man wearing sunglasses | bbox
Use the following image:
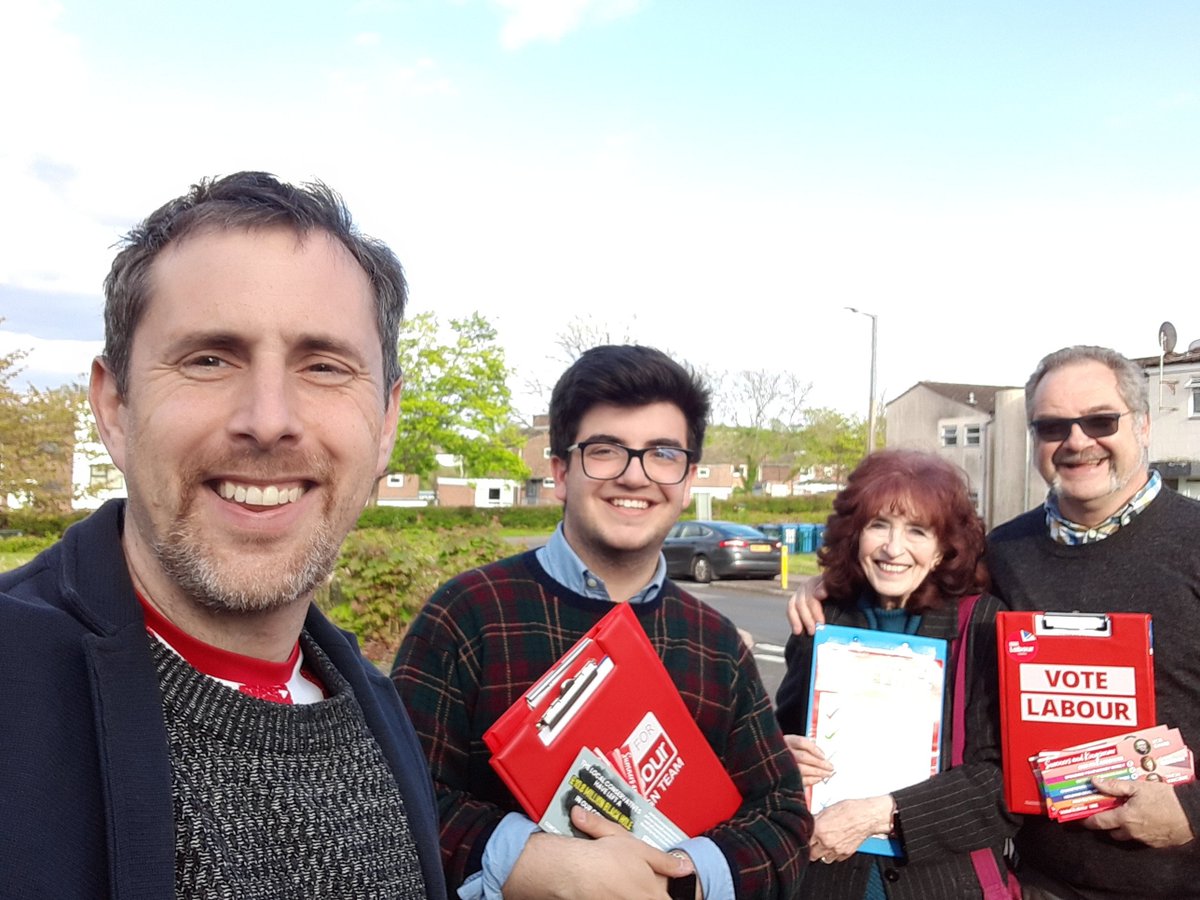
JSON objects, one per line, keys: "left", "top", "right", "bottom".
{"left": 393, "top": 345, "right": 811, "bottom": 900}
{"left": 790, "top": 344, "right": 1200, "bottom": 899}
{"left": 986, "top": 345, "right": 1200, "bottom": 900}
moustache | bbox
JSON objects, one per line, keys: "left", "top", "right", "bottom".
{"left": 183, "top": 449, "right": 334, "bottom": 485}
{"left": 1052, "top": 450, "right": 1109, "bottom": 466}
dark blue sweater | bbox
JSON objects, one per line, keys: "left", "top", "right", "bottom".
{"left": 988, "top": 487, "right": 1200, "bottom": 900}
{"left": 0, "top": 500, "right": 446, "bottom": 900}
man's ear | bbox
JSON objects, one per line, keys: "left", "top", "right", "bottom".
{"left": 678, "top": 463, "right": 697, "bottom": 509}
{"left": 376, "top": 378, "right": 403, "bottom": 476}
{"left": 1135, "top": 410, "right": 1151, "bottom": 452}
{"left": 551, "top": 454, "right": 569, "bottom": 503}
{"left": 89, "top": 357, "right": 129, "bottom": 473}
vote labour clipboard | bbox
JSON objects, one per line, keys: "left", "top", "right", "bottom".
{"left": 996, "top": 610, "right": 1156, "bottom": 815}
{"left": 483, "top": 601, "right": 742, "bottom": 837}
{"left": 806, "top": 625, "right": 948, "bottom": 857}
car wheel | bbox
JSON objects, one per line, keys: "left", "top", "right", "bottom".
{"left": 691, "top": 555, "right": 713, "bottom": 584}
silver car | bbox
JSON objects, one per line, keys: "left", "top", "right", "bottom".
{"left": 663, "top": 520, "right": 782, "bottom": 583}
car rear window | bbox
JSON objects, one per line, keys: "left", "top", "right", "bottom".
{"left": 721, "top": 524, "right": 767, "bottom": 538}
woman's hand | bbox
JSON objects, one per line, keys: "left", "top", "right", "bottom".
{"left": 807, "top": 795, "right": 896, "bottom": 863}
{"left": 782, "top": 734, "right": 835, "bottom": 788}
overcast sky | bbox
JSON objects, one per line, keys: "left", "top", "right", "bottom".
{"left": 3, "top": 0, "right": 1198, "bottom": 421}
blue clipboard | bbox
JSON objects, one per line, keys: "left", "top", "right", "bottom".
{"left": 806, "top": 624, "right": 948, "bottom": 857}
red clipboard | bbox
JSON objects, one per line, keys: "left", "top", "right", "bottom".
{"left": 484, "top": 602, "right": 742, "bottom": 837}
{"left": 996, "top": 610, "right": 1156, "bottom": 814}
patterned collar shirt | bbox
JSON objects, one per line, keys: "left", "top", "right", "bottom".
{"left": 1045, "top": 469, "right": 1162, "bottom": 545}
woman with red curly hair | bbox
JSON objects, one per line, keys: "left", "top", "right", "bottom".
{"left": 775, "top": 450, "right": 1019, "bottom": 899}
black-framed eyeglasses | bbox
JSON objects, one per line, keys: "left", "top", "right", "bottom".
{"left": 566, "top": 441, "right": 696, "bottom": 485}
{"left": 1029, "top": 411, "right": 1131, "bottom": 443}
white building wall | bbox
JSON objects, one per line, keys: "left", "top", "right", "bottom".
{"left": 1143, "top": 359, "right": 1200, "bottom": 498}
{"left": 72, "top": 442, "right": 126, "bottom": 510}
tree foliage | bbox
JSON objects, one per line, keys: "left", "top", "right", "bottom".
{"left": 0, "top": 342, "right": 88, "bottom": 512}
{"left": 551, "top": 314, "right": 641, "bottom": 363}
{"left": 522, "top": 314, "right": 644, "bottom": 409}
{"left": 712, "top": 369, "right": 813, "bottom": 486}
{"left": 390, "top": 312, "right": 528, "bottom": 481}
{"left": 794, "top": 407, "right": 870, "bottom": 487}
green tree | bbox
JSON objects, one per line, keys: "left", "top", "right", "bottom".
{"left": 0, "top": 341, "right": 88, "bottom": 512}
{"left": 390, "top": 312, "right": 528, "bottom": 481}
{"left": 713, "top": 369, "right": 812, "bottom": 487}
{"left": 796, "top": 407, "right": 872, "bottom": 487}
{"left": 0, "top": 345, "right": 28, "bottom": 491}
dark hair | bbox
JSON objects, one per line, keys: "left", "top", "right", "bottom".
{"left": 819, "top": 449, "right": 989, "bottom": 613}
{"left": 548, "top": 345, "right": 710, "bottom": 460}
{"left": 102, "top": 171, "right": 407, "bottom": 400}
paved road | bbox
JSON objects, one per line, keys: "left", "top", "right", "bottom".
{"left": 682, "top": 579, "right": 796, "bottom": 706}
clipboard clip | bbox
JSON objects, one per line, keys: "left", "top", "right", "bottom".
{"left": 526, "top": 638, "right": 595, "bottom": 709}
{"left": 535, "top": 655, "right": 615, "bottom": 745}
{"left": 1035, "top": 611, "right": 1112, "bottom": 637}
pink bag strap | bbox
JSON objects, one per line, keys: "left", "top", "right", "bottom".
{"left": 951, "top": 595, "right": 1017, "bottom": 900}
{"left": 951, "top": 594, "right": 980, "bottom": 766}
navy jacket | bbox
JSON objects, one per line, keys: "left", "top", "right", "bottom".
{"left": 0, "top": 500, "right": 446, "bottom": 899}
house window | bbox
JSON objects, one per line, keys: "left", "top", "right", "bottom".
{"left": 697, "top": 466, "right": 710, "bottom": 479}
{"left": 487, "top": 487, "right": 501, "bottom": 501}
{"left": 89, "top": 463, "right": 124, "bottom": 491}
{"left": 543, "top": 447, "right": 553, "bottom": 458}
{"left": 386, "top": 473, "right": 405, "bottom": 487}
{"left": 964, "top": 424, "right": 982, "bottom": 446}
{"left": 940, "top": 425, "right": 958, "bottom": 447}
{"left": 1189, "top": 380, "right": 1200, "bottom": 418}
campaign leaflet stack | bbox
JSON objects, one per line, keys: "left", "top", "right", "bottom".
{"left": 537, "top": 748, "right": 689, "bottom": 850}
{"left": 1031, "top": 725, "right": 1194, "bottom": 822}
{"left": 484, "top": 602, "right": 742, "bottom": 839}
{"left": 996, "top": 611, "right": 1156, "bottom": 815}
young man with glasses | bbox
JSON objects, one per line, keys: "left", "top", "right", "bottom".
{"left": 393, "top": 345, "right": 811, "bottom": 900}
{"left": 790, "top": 345, "right": 1200, "bottom": 899}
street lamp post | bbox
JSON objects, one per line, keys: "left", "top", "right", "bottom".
{"left": 845, "top": 307, "right": 878, "bottom": 455}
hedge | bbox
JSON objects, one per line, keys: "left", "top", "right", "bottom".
{"left": 316, "top": 523, "right": 511, "bottom": 663}
{"left": 356, "top": 504, "right": 563, "bottom": 532}
{"left": 0, "top": 508, "right": 91, "bottom": 537}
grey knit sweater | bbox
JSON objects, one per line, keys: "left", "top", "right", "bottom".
{"left": 152, "top": 636, "right": 427, "bottom": 899}
{"left": 987, "top": 487, "right": 1200, "bottom": 900}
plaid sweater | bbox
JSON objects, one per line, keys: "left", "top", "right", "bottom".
{"left": 392, "top": 550, "right": 812, "bottom": 898}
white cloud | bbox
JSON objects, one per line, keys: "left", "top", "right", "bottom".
{"left": 493, "top": 0, "right": 645, "bottom": 49}
{"left": 1156, "top": 91, "right": 1197, "bottom": 111}
{"left": 0, "top": 329, "right": 99, "bottom": 389}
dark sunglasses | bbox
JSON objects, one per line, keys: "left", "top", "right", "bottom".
{"left": 1029, "top": 411, "right": 1131, "bottom": 442}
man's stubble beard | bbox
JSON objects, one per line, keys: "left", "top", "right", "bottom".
{"left": 562, "top": 503, "right": 674, "bottom": 576}
{"left": 152, "top": 465, "right": 345, "bottom": 615}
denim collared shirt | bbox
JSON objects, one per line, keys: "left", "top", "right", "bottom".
{"left": 457, "top": 524, "right": 735, "bottom": 900}
{"left": 535, "top": 522, "right": 667, "bottom": 604}
{"left": 1045, "top": 469, "right": 1162, "bottom": 545}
